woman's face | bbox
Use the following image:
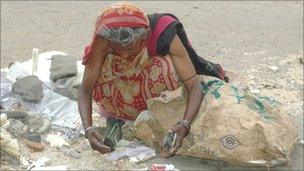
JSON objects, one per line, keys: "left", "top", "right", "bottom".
{"left": 108, "top": 35, "right": 147, "bottom": 59}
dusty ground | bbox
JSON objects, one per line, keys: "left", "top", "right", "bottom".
{"left": 1, "top": 1, "right": 303, "bottom": 171}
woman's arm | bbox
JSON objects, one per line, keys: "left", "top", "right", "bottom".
{"left": 170, "top": 35, "right": 203, "bottom": 124}
{"left": 161, "top": 35, "right": 203, "bottom": 157}
{"left": 78, "top": 36, "right": 111, "bottom": 153}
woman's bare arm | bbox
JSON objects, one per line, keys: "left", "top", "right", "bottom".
{"left": 161, "top": 35, "right": 203, "bottom": 158}
{"left": 78, "top": 36, "right": 109, "bottom": 130}
{"left": 169, "top": 35, "right": 203, "bottom": 124}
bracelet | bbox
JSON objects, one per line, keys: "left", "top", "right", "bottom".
{"left": 84, "top": 126, "right": 93, "bottom": 136}
{"left": 176, "top": 120, "right": 191, "bottom": 132}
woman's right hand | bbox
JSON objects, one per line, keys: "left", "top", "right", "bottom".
{"left": 85, "top": 128, "right": 112, "bottom": 154}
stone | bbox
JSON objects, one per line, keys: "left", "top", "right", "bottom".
{"left": 1, "top": 110, "right": 28, "bottom": 119}
{"left": 26, "top": 134, "right": 41, "bottom": 143}
{"left": 25, "top": 140, "right": 44, "bottom": 152}
{"left": 267, "top": 65, "right": 279, "bottom": 73}
{"left": 193, "top": 5, "right": 199, "bottom": 9}
{"left": 67, "top": 149, "right": 81, "bottom": 159}
{"left": 12, "top": 76, "right": 43, "bottom": 103}
{"left": 49, "top": 55, "right": 77, "bottom": 82}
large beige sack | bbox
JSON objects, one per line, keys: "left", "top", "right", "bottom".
{"left": 134, "top": 76, "right": 298, "bottom": 167}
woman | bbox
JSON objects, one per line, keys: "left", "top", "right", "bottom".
{"left": 78, "top": 2, "right": 226, "bottom": 158}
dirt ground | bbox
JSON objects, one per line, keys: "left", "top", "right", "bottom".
{"left": 1, "top": 1, "right": 303, "bottom": 171}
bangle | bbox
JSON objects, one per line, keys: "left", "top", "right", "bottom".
{"left": 176, "top": 120, "right": 191, "bottom": 132}
{"left": 85, "top": 126, "right": 93, "bottom": 136}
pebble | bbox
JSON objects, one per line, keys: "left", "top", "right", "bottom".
{"left": 25, "top": 140, "right": 45, "bottom": 152}
{"left": 67, "top": 149, "right": 81, "bottom": 159}
{"left": 26, "top": 134, "right": 41, "bottom": 143}
{"left": 267, "top": 65, "right": 279, "bottom": 72}
{"left": 193, "top": 5, "right": 199, "bottom": 9}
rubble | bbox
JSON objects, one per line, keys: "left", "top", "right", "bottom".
{"left": 8, "top": 118, "right": 28, "bottom": 138}
{"left": 26, "top": 157, "right": 50, "bottom": 170}
{"left": 25, "top": 140, "right": 45, "bottom": 152}
{"left": 12, "top": 76, "right": 44, "bottom": 103}
{"left": 1, "top": 110, "right": 28, "bottom": 119}
{"left": 49, "top": 55, "right": 77, "bottom": 82}
{"left": 26, "top": 113, "right": 51, "bottom": 134}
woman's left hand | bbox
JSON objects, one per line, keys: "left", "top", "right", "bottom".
{"left": 160, "top": 123, "right": 189, "bottom": 158}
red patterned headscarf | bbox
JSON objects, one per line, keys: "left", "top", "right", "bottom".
{"left": 82, "top": 2, "right": 150, "bottom": 64}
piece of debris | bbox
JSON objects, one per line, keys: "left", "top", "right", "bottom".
{"left": 26, "top": 157, "right": 50, "bottom": 170}
{"left": 0, "top": 113, "right": 8, "bottom": 126}
{"left": 151, "top": 164, "right": 179, "bottom": 171}
{"left": 31, "top": 165, "right": 69, "bottom": 171}
{"left": 66, "top": 149, "right": 81, "bottom": 159}
{"left": 45, "top": 134, "right": 69, "bottom": 148}
{"left": 49, "top": 55, "right": 77, "bottom": 82}
{"left": 0, "top": 110, "right": 28, "bottom": 119}
{"left": 298, "top": 140, "right": 304, "bottom": 147}
{"left": 106, "top": 144, "right": 156, "bottom": 163}
{"left": 299, "top": 57, "right": 303, "bottom": 64}
{"left": 12, "top": 75, "right": 44, "bottom": 103}
{"left": 26, "top": 134, "right": 41, "bottom": 143}
{"left": 8, "top": 118, "right": 28, "bottom": 138}
{"left": 193, "top": 5, "right": 199, "bottom": 9}
{"left": 25, "top": 140, "right": 45, "bottom": 152}
{"left": 250, "top": 89, "right": 261, "bottom": 94}
{"left": 267, "top": 65, "right": 279, "bottom": 73}
{"left": 0, "top": 127, "right": 29, "bottom": 167}
{"left": 26, "top": 113, "right": 50, "bottom": 134}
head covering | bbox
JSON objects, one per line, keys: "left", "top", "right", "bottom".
{"left": 82, "top": 2, "right": 149, "bottom": 64}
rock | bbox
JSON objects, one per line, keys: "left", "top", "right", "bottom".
{"left": 12, "top": 76, "right": 44, "bottom": 103}
{"left": 0, "top": 110, "right": 28, "bottom": 119}
{"left": 299, "top": 57, "right": 303, "bottom": 64}
{"left": 45, "top": 134, "right": 69, "bottom": 148}
{"left": 25, "top": 140, "right": 45, "bottom": 152}
{"left": 81, "top": 140, "right": 91, "bottom": 151}
{"left": 26, "top": 134, "right": 41, "bottom": 143}
{"left": 67, "top": 149, "right": 81, "bottom": 159}
{"left": 49, "top": 55, "right": 77, "bottom": 82}
{"left": 267, "top": 65, "right": 279, "bottom": 73}
{"left": 193, "top": 5, "right": 199, "bottom": 9}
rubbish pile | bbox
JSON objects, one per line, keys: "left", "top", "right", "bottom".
{"left": 0, "top": 50, "right": 84, "bottom": 169}
{"left": 0, "top": 50, "right": 160, "bottom": 170}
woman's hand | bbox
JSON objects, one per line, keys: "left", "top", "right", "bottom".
{"left": 160, "top": 123, "right": 189, "bottom": 158}
{"left": 85, "top": 128, "right": 112, "bottom": 154}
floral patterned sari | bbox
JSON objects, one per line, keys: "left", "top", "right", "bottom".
{"left": 93, "top": 47, "right": 180, "bottom": 120}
